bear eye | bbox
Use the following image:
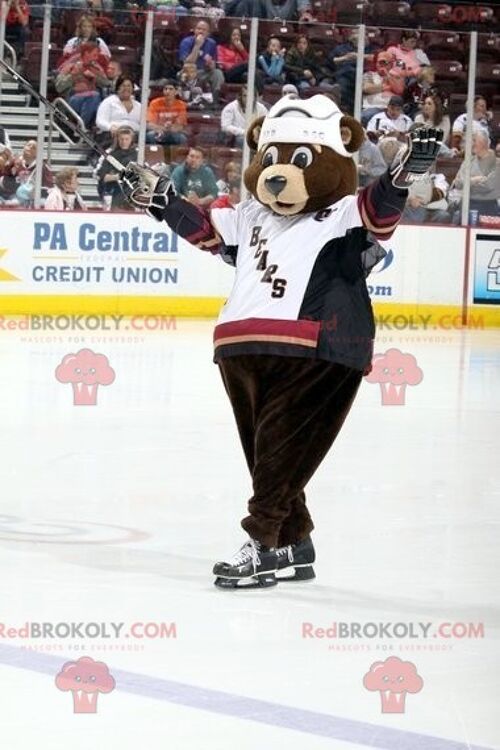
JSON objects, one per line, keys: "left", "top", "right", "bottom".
{"left": 262, "top": 146, "right": 279, "bottom": 168}
{"left": 290, "top": 147, "right": 313, "bottom": 169}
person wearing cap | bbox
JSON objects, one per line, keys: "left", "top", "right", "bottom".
{"left": 96, "top": 127, "right": 138, "bottom": 211}
{"left": 146, "top": 80, "right": 189, "bottom": 146}
{"left": 281, "top": 83, "right": 299, "bottom": 99}
{"left": 386, "top": 30, "right": 430, "bottom": 77}
{"left": 366, "top": 96, "right": 413, "bottom": 142}
{"left": 221, "top": 86, "right": 268, "bottom": 148}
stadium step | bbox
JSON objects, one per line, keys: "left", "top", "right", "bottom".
{"left": 0, "top": 76, "right": 102, "bottom": 205}
{"left": 49, "top": 151, "right": 91, "bottom": 165}
{"left": 0, "top": 93, "right": 31, "bottom": 106}
{"left": 0, "top": 106, "right": 40, "bottom": 115}
{"left": 0, "top": 81, "right": 20, "bottom": 92}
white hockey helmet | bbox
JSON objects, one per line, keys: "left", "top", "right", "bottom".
{"left": 256, "top": 94, "right": 354, "bottom": 158}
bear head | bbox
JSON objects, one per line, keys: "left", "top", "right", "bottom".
{"left": 244, "top": 94, "right": 364, "bottom": 216}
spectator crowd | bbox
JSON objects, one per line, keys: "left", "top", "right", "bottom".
{"left": 0, "top": 0, "right": 499, "bottom": 222}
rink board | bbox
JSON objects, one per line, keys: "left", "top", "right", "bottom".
{"left": 0, "top": 210, "right": 499, "bottom": 325}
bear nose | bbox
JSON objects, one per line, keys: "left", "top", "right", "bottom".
{"left": 265, "top": 175, "right": 287, "bottom": 196}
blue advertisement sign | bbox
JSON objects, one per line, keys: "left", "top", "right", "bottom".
{"left": 473, "top": 233, "right": 500, "bottom": 304}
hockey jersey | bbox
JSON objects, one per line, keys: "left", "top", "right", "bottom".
{"left": 162, "top": 170, "right": 406, "bottom": 371}
{"left": 210, "top": 175, "right": 403, "bottom": 371}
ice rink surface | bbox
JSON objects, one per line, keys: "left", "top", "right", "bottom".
{"left": 0, "top": 319, "right": 499, "bottom": 750}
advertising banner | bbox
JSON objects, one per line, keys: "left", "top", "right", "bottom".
{"left": 0, "top": 211, "right": 468, "bottom": 316}
{"left": 373, "top": 225, "right": 466, "bottom": 305}
{"left": 0, "top": 210, "right": 233, "bottom": 302}
{"left": 472, "top": 232, "right": 500, "bottom": 305}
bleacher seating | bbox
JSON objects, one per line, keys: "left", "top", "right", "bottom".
{"left": 412, "top": 3, "right": 453, "bottom": 26}
{"left": 435, "top": 157, "right": 462, "bottom": 184}
{"left": 371, "top": 2, "right": 411, "bottom": 25}
{"left": 1, "top": 3, "right": 500, "bottom": 212}
{"left": 333, "top": 0, "right": 371, "bottom": 25}
{"left": 422, "top": 32, "right": 465, "bottom": 64}
{"left": 475, "top": 62, "right": 500, "bottom": 85}
{"left": 432, "top": 60, "right": 466, "bottom": 88}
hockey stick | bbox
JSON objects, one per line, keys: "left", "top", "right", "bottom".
{"left": 0, "top": 56, "right": 125, "bottom": 173}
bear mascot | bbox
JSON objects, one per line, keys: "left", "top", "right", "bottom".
{"left": 120, "top": 94, "right": 442, "bottom": 589}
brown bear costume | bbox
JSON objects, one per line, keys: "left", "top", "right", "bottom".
{"left": 121, "top": 94, "right": 442, "bottom": 589}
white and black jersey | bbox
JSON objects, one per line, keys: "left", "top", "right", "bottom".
{"left": 210, "top": 170, "right": 405, "bottom": 372}
{"left": 163, "top": 170, "right": 407, "bottom": 371}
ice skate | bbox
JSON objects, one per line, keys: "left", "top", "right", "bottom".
{"left": 213, "top": 538, "right": 278, "bottom": 589}
{"left": 275, "top": 536, "right": 316, "bottom": 582}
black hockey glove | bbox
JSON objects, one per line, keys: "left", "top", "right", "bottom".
{"left": 119, "top": 162, "right": 176, "bottom": 221}
{"left": 390, "top": 127, "right": 444, "bottom": 189}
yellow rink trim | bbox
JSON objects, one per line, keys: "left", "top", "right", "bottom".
{"left": 0, "top": 297, "right": 499, "bottom": 327}
{"left": 372, "top": 302, "right": 500, "bottom": 328}
{"left": 0, "top": 296, "right": 228, "bottom": 317}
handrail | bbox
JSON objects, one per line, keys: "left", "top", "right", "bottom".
{"left": 51, "top": 97, "right": 86, "bottom": 145}
{"left": 1, "top": 40, "right": 17, "bottom": 71}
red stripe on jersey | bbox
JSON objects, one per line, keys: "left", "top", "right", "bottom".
{"left": 214, "top": 318, "right": 320, "bottom": 349}
{"left": 358, "top": 189, "right": 400, "bottom": 228}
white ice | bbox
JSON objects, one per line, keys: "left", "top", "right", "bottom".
{"left": 0, "top": 321, "right": 499, "bottom": 750}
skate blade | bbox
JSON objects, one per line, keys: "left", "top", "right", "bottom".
{"left": 214, "top": 572, "right": 277, "bottom": 590}
{"left": 276, "top": 564, "right": 315, "bottom": 582}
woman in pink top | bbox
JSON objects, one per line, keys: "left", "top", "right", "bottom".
{"left": 386, "top": 30, "right": 430, "bottom": 77}
{"left": 217, "top": 27, "right": 250, "bottom": 83}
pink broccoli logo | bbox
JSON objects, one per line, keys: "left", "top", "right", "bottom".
{"left": 55, "top": 656, "right": 115, "bottom": 713}
{"left": 55, "top": 348, "right": 115, "bottom": 405}
{"left": 363, "top": 656, "right": 423, "bottom": 713}
{"left": 364, "top": 348, "right": 423, "bottom": 405}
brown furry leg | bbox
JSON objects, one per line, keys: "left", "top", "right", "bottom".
{"left": 277, "top": 492, "right": 314, "bottom": 548}
{"left": 219, "top": 355, "right": 362, "bottom": 548}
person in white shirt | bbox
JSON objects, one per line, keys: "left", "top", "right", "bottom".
{"left": 366, "top": 96, "right": 413, "bottom": 142}
{"left": 44, "top": 167, "right": 86, "bottom": 211}
{"left": 96, "top": 75, "right": 142, "bottom": 149}
{"left": 451, "top": 95, "right": 491, "bottom": 151}
{"left": 220, "top": 86, "right": 267, "bottom": 147}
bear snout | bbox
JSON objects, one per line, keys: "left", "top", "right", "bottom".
{"left": 264, "top": 175, "right": 287, "bottom": 196}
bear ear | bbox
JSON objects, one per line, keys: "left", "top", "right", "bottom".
{"left": 246, "top": 116, "right": 266, "bottom": 151}
{"left": 339, "top": 116, "right": 365, "bottom": 153}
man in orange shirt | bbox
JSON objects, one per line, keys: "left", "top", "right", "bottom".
{"left": 146, "top": 80, "right": 189, "bottom": 146}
